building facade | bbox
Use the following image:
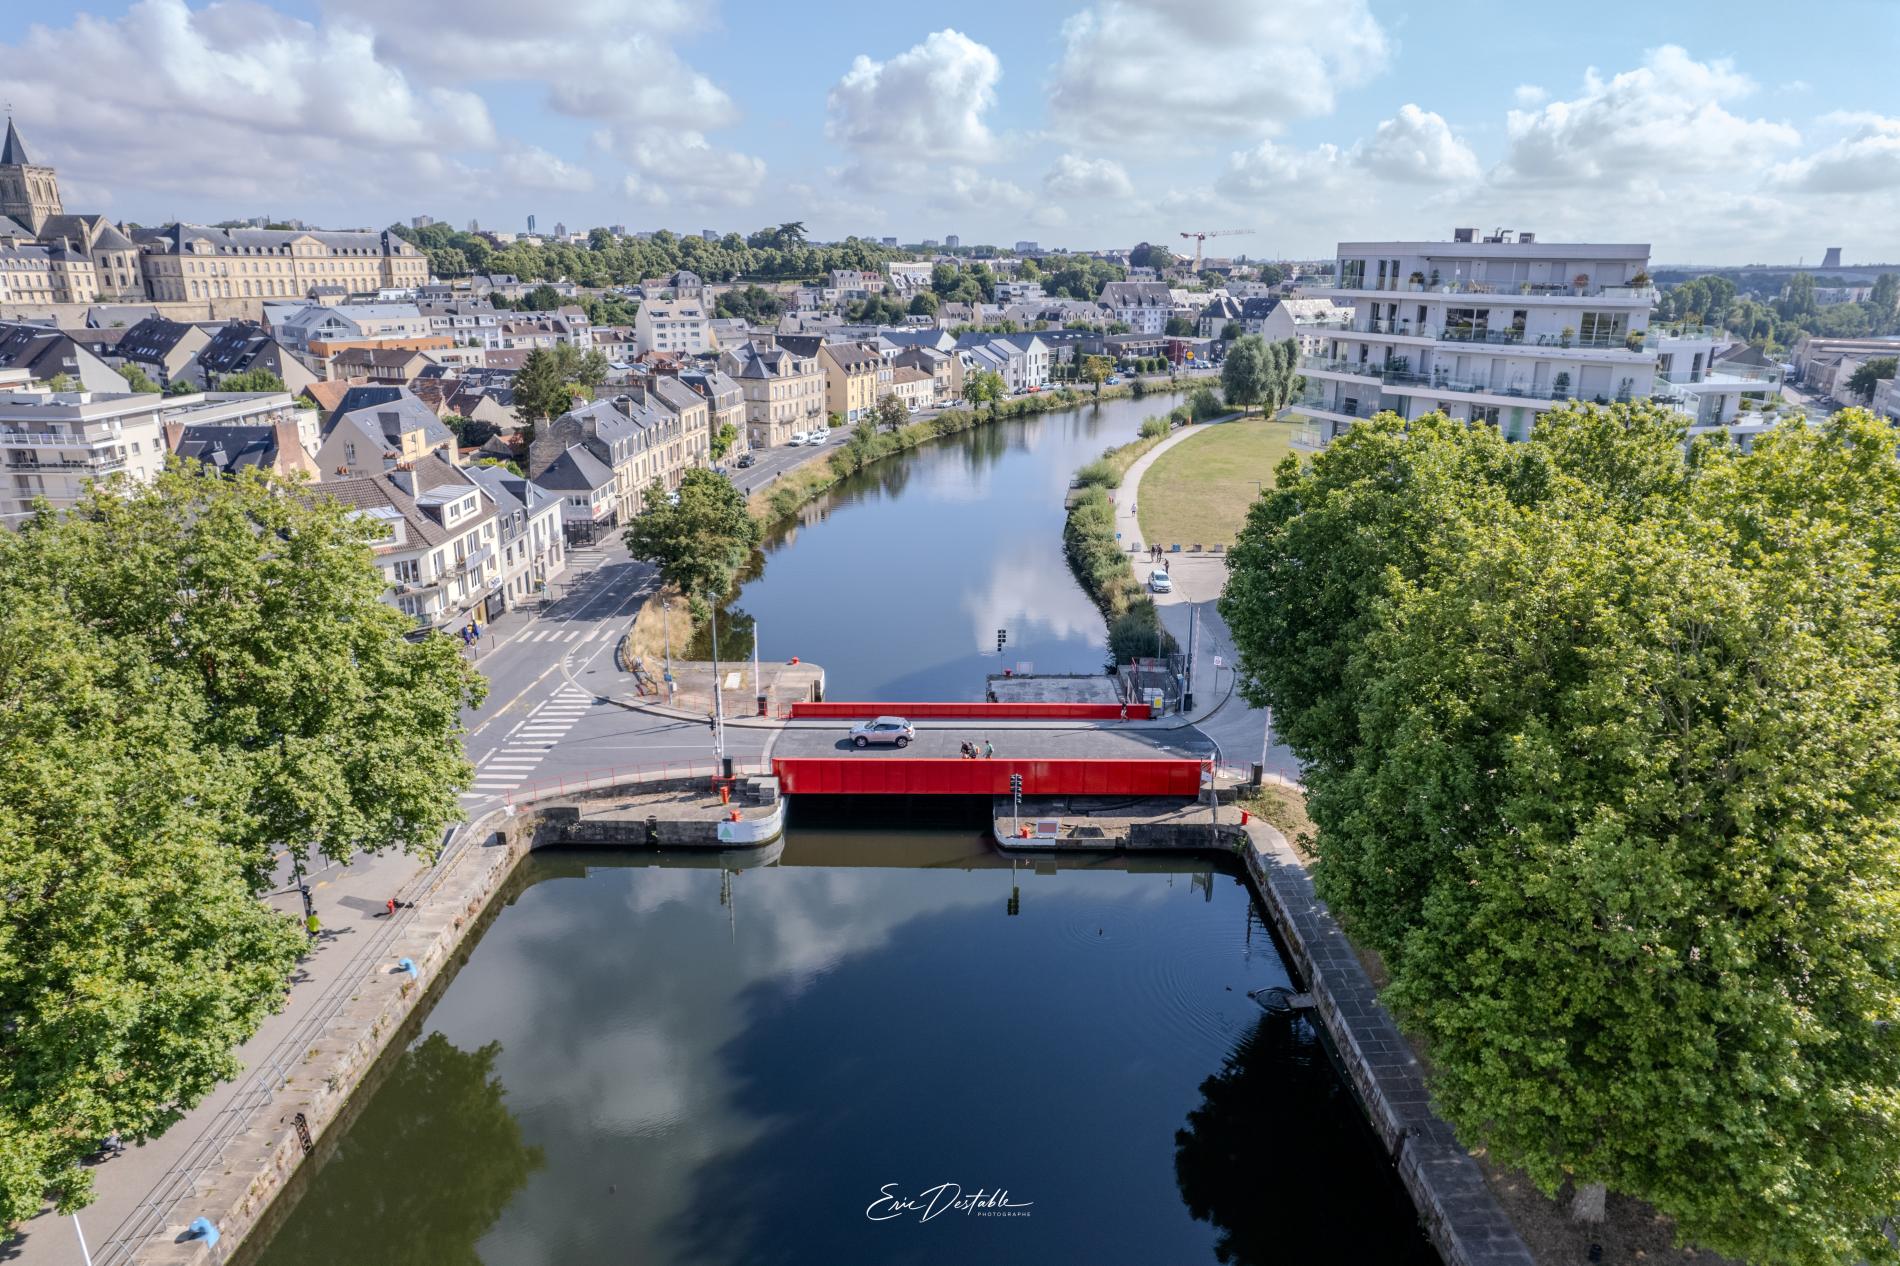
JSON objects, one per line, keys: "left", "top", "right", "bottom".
{"left": 1290, "top": 232, "right": 1723, "bottom": 445}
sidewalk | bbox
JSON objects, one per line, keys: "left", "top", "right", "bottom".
{"left": 7, "top": 845, "right": 437, "bottom": 1266}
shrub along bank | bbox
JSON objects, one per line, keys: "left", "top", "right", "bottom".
{"left": 1063, "top": 415, "right": 1203, "bottom": 663}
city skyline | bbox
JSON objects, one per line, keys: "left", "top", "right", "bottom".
{"left": 0, "top": 0, "right": 1895, "bottom": 262}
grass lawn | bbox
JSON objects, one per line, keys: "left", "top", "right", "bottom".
{"left": 1136, "top": 418, "right": 1299, "bottom": 549}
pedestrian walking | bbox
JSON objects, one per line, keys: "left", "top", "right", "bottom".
{"left": 1120, "top": 701, "right": 1129, "bottom": 722}
{"left": 983, "top": 739, "right": 994, "bottom": 759}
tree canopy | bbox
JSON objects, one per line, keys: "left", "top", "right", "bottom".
{"left": 215, "top": 367, "right": 287, "bottom": 394}
{"left": 0, "top": 463, "right": 482, "bottom": 1227}
{"left": 1848, "top": 355, "right": 1897, "bottom": 400}
{"left": 1220, "top": 404, "right": 1900, "bottom": 1266}
{"left": 621, "top": 466, "right": 761, "bottom": 604}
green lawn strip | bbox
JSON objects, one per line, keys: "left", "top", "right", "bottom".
{"left": 1137, "top": 420, "right": 1298, "bottom": 549}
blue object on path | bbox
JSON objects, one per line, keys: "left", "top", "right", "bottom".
{"left": 397, "top": 957, "right": 419, "bottom": 980}
{"left": 187, "top": 1218, "right": 219, "bottom": 1245}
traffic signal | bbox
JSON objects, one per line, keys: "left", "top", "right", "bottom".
{"left": 1010, "top": 773, "right": 1023, "bottom": 797}
{"left": 996, "top": 627, "right": 1007, "bottom": 652}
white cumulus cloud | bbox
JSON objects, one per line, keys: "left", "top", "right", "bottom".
{"left": 1043, "top": 154, "right": 1135, "bottom": 200}
{"left": 1048, "top": 0, "right": 1388, "bottom": 143}
{"left": 1355, "top": 104, "right": 1480, "bottom": 184}
{"left": 826, "top": 29, "right": 1002, "bottom": 165}
{"left": 499, "top": 145, "right": 595, "bottom": 193}
{"left": 1498, "top": 45, "right": 1799, "bottom": 187}
{"left": 1772, "top": 113, "right": 1900, "bottom": 192}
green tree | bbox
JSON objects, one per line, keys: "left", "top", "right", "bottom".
{"left": 164, "top": 378, "right": 196, "bottom": 396}
{"left": 908, "top": 290, "right": 939, "bottom": 317}
{"left": 710, "top": 422, "right": 737, "bottom": 461}
{"left": 215, "top": 367, "right": 288, "bottom": 394}
{"left": 444, "top": 413, "right": 498, "bottom": 448}
{"left": 44, "top": 373, "right": 74, "bottom": 392}
{"left": 1221, "top": 404, "right": 1900, "bottom": 1266}
{"left": 116, "top": 363, "right": 159, "bottom": 393}
{"left": 1081, "top": 355, "right": 1113, "bottom": 396}
{"left": 1847, "top": 355, "right": 1897, "bottom": 400}
{"left": 621, "top": 466, "right": 762, "bottom": 603}
{"left": 1220, "top": 334, "right": 1270, "bottom": 413}
{"left": 519, "top": 283, "right": 563, "bottom": 311}
{"left": 1870, "top": 272, "right": 1899, "bottom": 332}
{"left": 872, "top": 394, "right": 909, "bottom": 432}
{"left": 512, "top": 347, "right": 576, "bottom": 444}
{"left": 961, "top": 369, "right": 1006, "bottom": 412}
{"left": 0, "top": 589, "right": 307, "bottom": 1225}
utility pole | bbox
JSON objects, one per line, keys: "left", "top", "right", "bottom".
{"left": 72, "top": 1215, "right": 93, "bottom": 1266}
{"left": 1183, "top": 603, "right": 1198, "bottom": 712}
{"left": 707, "top": 597, "right": 728, "bottom": 776}
{"left": 752, "top": 617, "right": 761, "bottom": 704}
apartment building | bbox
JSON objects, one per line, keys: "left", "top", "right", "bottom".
{"left": 527, "top": 394, "right": 696, "bottom": 525}
{"left": 725, "top": 342, "right": 824, "bottom": 448}
{"left": 680, "top": 367, "right": 746, "bottom": 456}
{"left": 633, "top": 298, "right": 710, "bottom": 356}
{"left": 0, "top": 384, "right": 298, "bottom": 523}
{"left": 320, "top": 454, "right": 502, "bottom": 627}
{"left": 467, "top": 464, "right": 566, "bottom": 610}
{"left": 1098, "top": 281, "right": 1173, "bottom": 334}
{"left": 819, "top": 341, "right": 884, "bottom": 423}
{"left": 1290, "top": 231, "right": 1728, "bottom": 444}
{"left": 315, "top": 387, "right": 457, "bottom": 478}
{"left": 137, "top": 224, "right": 427, "bottom": 303}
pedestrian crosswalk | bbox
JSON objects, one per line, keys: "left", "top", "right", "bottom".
{"left": 462, "top": 686, "right": 597, "bottom": 801}
{"left": 513, "top": 625, "right": 610, "bottom": 645}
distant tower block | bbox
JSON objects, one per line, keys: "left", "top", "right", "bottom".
{"left": 1821, "top": 247, "right": 1843, "bottom": 269}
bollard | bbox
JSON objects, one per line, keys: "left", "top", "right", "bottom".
{"left": 1240, "top": 809, "right": 1250, "bottom": 825}
{"left": 728, "top": 809, "right": 741, "bottom": 823}
{"left": 719, "top": 783, "right": 731, "bottom": 806}
{"left": 756, "top": 694, "right": 768, "bottom": 717}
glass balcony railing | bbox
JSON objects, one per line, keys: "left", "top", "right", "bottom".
{"left": 1299, "top": 356, "right": 1382, "bottom": 377}
{"left": 1289, "top": 391, "right": 1386, "bottom": 420}
{"left": 1381, "top": 370, "right": 1639, "bottom": 404}
{"left": 1301, "top": 277, "right": 1659, "bottom": 301}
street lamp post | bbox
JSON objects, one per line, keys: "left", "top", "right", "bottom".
{"left": 661, "top": 598, "right": 673, "bottom": 699}
{"left": 707, "top": 596, "right": 729, "bottom": 776}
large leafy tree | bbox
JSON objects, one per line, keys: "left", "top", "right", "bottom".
{"left": 215, "top": 368, "right": 288, "bottom": 393}
{"left": 0, "top": 592, "right": 307, "bottom": 1225}
{"left": 622, "top": 466, "right": 762, "bottom": 604}
{"left": 1848, "top": 355, "right": 1896, "bottom": 400}
{"left": 5, "top": 463, "right": 484, "bottom": 886}
{"left": 1220, "top": 404, "right": 1900, "bottom": 1266}
{"left": 961, "top": 369, "right": 1005, "bottom": 412}
{"left": 1220, "top": 334, "right": 1270, "bottom": 414}
{"left": 0, "top": 463, "right": 481, "bottom": 1228}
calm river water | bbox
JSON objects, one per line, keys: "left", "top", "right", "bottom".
{"left": 693, "top": 393, "right": 1176, "bottom": 700}
{"left": 243, "top": 835, "right": 1437, "bottom": 1266}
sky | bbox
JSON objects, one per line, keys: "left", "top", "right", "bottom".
{"left": 4, "top": 0, "right": 1898, "bottom": 264}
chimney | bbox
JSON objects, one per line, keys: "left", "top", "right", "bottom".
{"left": 388, "top": 468, "right": 417, "bottom": 498}
{"left": 273, "top": 416, "right": 313, "bottom": 476}
{"left": 1452, "top": 227, "right": 1476, "bottom": 243}
{"left": 1517, "top": 231, "right": 1535, "bottom": 244}
{"left": 163, "top": 420, "right": 185, "bottom": 452}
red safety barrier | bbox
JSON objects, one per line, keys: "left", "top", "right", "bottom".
{"left": 771, "top": 757, "right": 1202, "bottom": 797}
{"left": 787, "top": 701, "right": 1153, "bottom": 721}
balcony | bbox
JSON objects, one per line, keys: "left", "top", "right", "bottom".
{"left": 1382, "top": 369, "right": 1640, "bottom": 405}
{"left": 1302, "top": 277, "right": 1659, "bottom": 302}
{"left": 1290, "top": 391, "right": 1386, "bottom": 420}
{"left": 0, "top": 430, "right": 111, "bottom": 448}
{"left": 1299, "top": 355, "right": 1382, "bottom": 378}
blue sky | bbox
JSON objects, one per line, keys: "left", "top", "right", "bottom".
{"left": 6, "top": 0, "right": 1897, "bottom": 263}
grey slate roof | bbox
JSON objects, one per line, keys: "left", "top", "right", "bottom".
{"left": 318, "top": 454, "right": 490, "bottom": 549}
{"left": 171, "top": 424, "right": 286, "bottom": 474}
{"left": 331, "top": 387, "right": 453, "bottom": 449}
{"left": 2, "top": 117, "right": 33, "bottom": 166}
{"left": 118, "top": 316, "right": 200, "bottom": 362}
{"left": 194, "top": 321, "right": 280, "bottom": 378}
{"left": 532, "top": 444, "right": 615, "bottom": 492}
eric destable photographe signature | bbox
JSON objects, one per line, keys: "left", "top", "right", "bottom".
{"left": 866, "top": 1183, "right": 1035, "bottom": 1222}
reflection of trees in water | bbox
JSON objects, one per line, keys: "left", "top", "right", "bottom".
{"left": 685, "top": 604, "right": 756, "bottom": 663}
{"left": 1174, "top": 1015, "right": 1440, "bottom": 1266}
{"left": 252, "top": 1034, "right": 543, "bottom": 1266}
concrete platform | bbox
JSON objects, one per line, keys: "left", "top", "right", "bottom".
{"left": 985, "top": 673, "right": 1123, "bottom": 705}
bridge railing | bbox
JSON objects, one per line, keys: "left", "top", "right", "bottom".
{"left": 787, "top": 701, "right": 1153, "bottom": 721}
{"left": 772, "top": 756, "right": 1203, "bottom": 797}
{"left": 502, "top": 759, "right": 766, "bottom": 808}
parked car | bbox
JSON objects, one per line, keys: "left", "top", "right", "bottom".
{"left": 1105, "top": 375, "right": 1121, "bottom": 385}
{"left": 735, "top": 452, "right": 756, "bottom": 468}
{"left": 849, "top": 716, "right": 915, "bottom": 748}
{"left": 788, "top": 431, "right": 810, "bottom": 446}
{"left": 1149, "top": 568, "right": 1172, "bottom": 593}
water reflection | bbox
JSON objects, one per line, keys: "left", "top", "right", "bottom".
{"left": 1174, "top": 1014, "right": 1439, "bottom": 1265}
{"left": 246, "top": 1035, "right": 543, "bottom": 1266}
{"left": 246, "top": 835, "right": 1437, "bottom": 1266}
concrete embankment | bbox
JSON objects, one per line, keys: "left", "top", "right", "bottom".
{"left": 135, "top": 776, "right": 781, "bottom": 1264}
{"left": 994, "top": 800, "right": 1536, "bottom": 1266}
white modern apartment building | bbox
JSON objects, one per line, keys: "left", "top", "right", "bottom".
{"left": 633, "top": 299, "right": 710, "bottom": 356}
{"left": 1289, "top": 231, "right": 1760, "bottom": 445}
{"left": 0, "top": 380, "right": 300, "bottom": 523}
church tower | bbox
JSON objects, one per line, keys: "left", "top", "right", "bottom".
{"left": 0, "top": 116, "right": 63, "bottom": 234}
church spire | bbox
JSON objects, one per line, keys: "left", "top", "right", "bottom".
{"left": 1, "top": 115, "right": 31, "bottom": 167}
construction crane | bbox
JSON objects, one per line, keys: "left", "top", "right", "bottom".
{"left": 1178, "top": 229, "right": 1252, "bottom": 272}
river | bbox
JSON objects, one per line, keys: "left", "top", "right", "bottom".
{"left": 242, "top": 837, "right": 1437, "bottom": 1266}
{"left": 692, "top": 393, "right": 1175, "bottom": 699}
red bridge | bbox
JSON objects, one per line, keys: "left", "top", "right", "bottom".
{"left": 769, "top": 701, "right": 1207, "bottom": 797}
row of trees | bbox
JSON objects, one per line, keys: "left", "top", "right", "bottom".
{"left": 0, "top": 466, "right": 482, "bottom": 1227}
{"left": 1219, "top": 403, "right": 1900, "bottom": 1266}
{"left": 388, "top": 221, "right": 912, "bottom": 288}
{"left": 1656, "top": 270, "right": 1900, "bottom": 352}
{"left": 1218, "top": 335, "right": 1300, "bottom": 415}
